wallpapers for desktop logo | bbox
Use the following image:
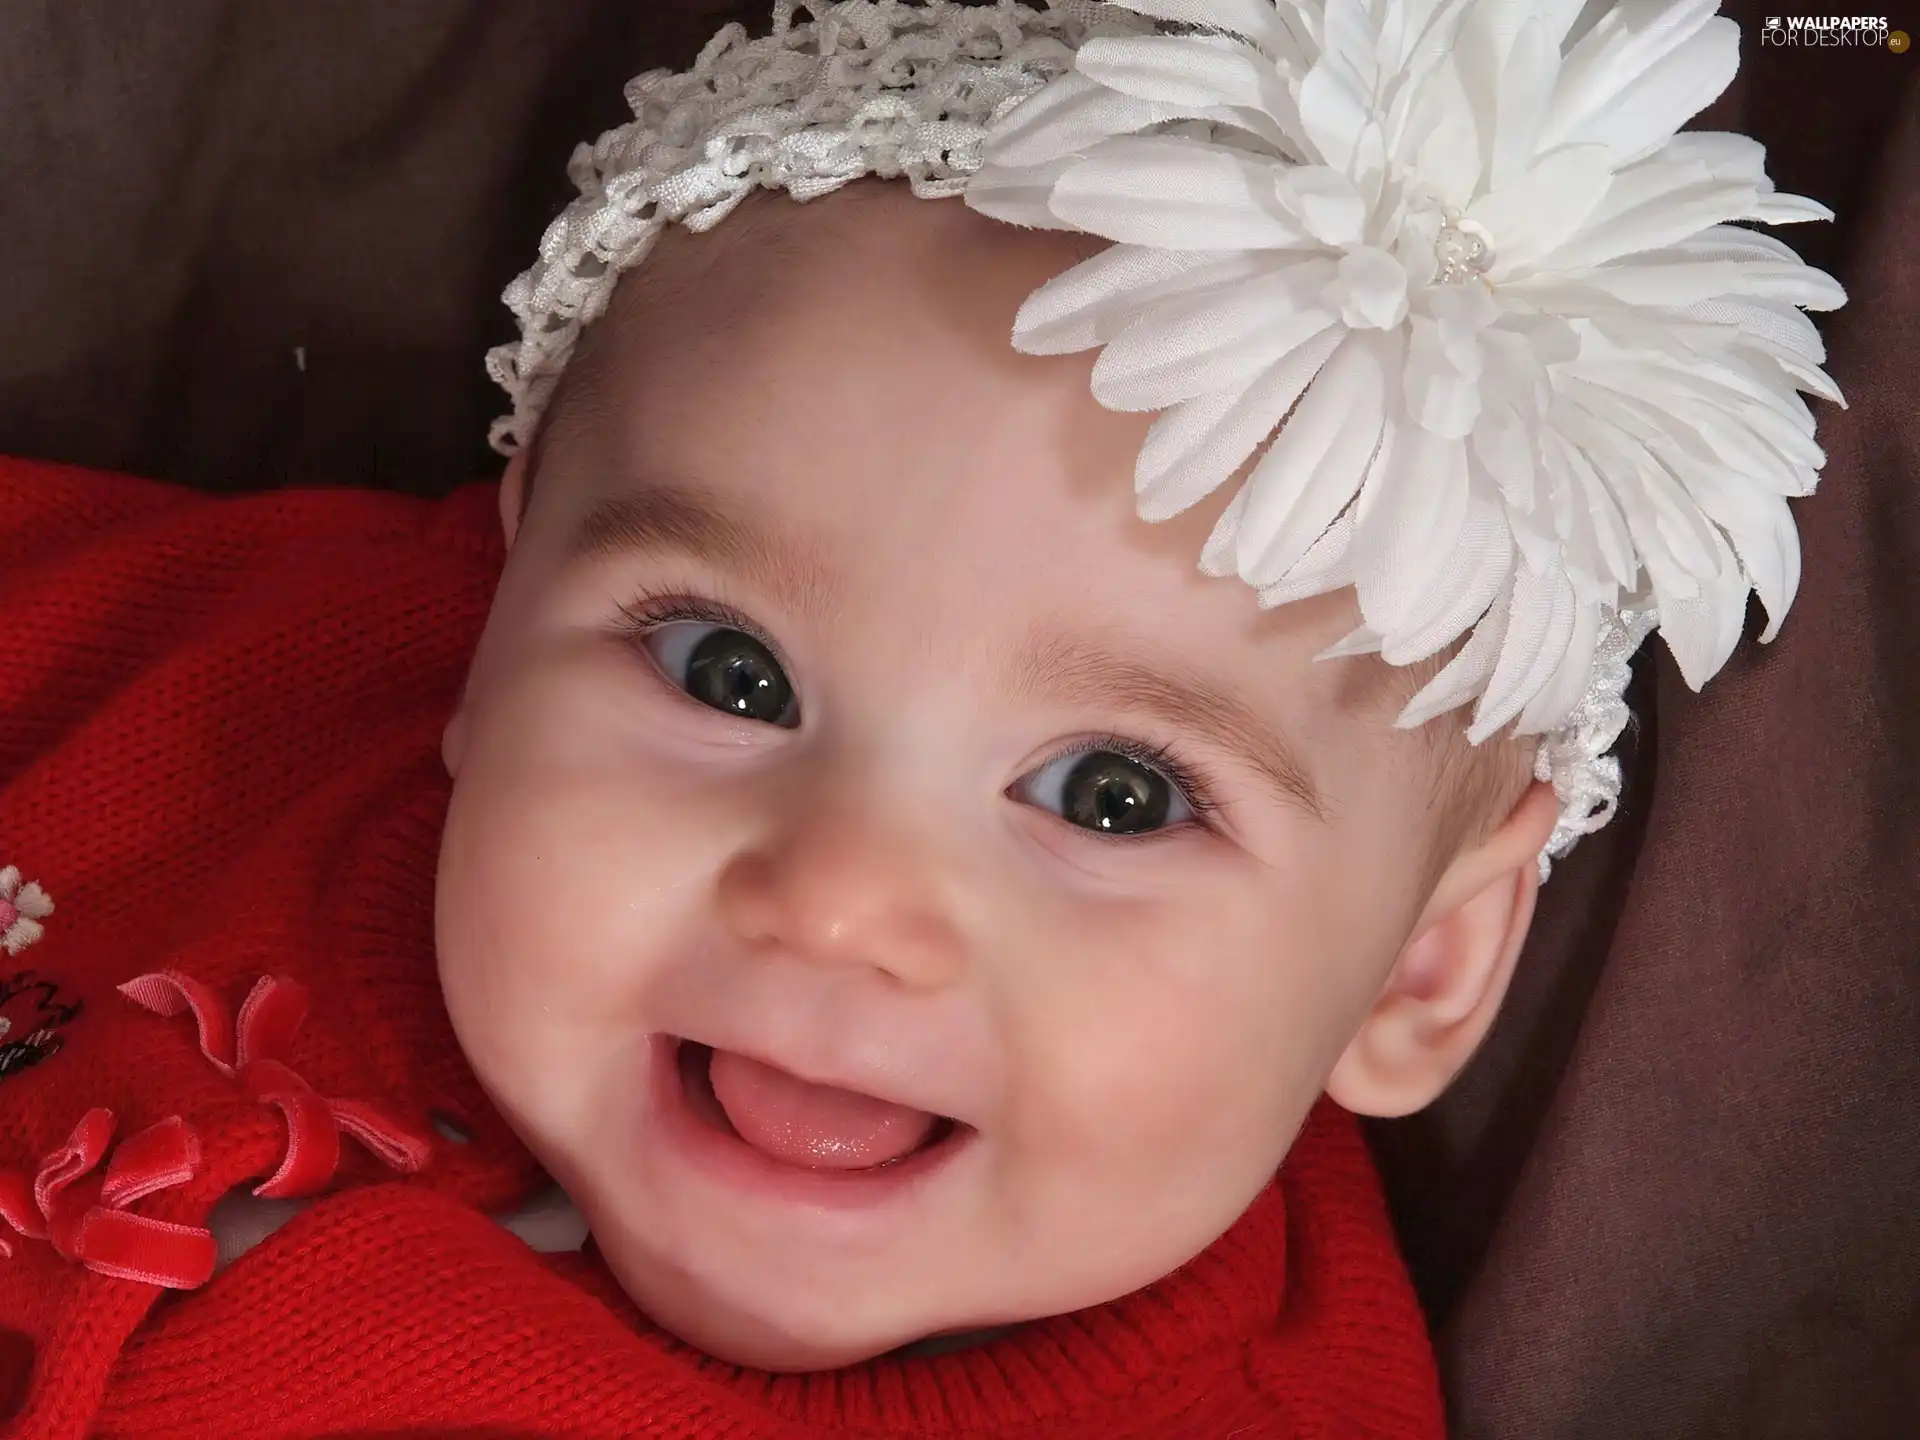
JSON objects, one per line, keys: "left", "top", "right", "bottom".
{"left": 1762, "top": 13, "right": 1907, "bottom": 47}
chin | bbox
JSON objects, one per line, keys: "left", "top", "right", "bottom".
{"left": 604, "top": 1245, "right": 929, "bottom": 1372}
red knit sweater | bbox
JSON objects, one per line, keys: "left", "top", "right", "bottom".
{"left": 0, "top": 456, "right": 1445, "bottom": 1440}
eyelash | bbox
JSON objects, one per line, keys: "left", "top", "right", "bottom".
{"left": 613, "top": 587, "right": 782, "bottom": 659}
{"left": 612, "top": 588, "right": 1223, "bottom": 832}
{"left": 1049, "top": 732, "right": 1221, "bottom": 830}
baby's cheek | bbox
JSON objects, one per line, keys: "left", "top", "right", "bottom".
{"left": 436, "top": 744, "right": 727, "bottom": 1127}
{"left": 1013, "top": 907, "right": 1317, "bottom": 1200}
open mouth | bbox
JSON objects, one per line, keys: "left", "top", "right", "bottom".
{"left": 674, "top": 1039, "right": 960, "bottom": 1173}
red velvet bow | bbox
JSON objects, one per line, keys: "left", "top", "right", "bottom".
{"left": 0, "top": 1108, "right": 216, "bottom": 1289}
{"left": 118, "top": 971, "right": 431, "bottom": 1200}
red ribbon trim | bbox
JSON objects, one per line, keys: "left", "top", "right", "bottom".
{"left": 119, "top": 971, "right": 431, "bottom": 1200}
{"left": 0, "top": 1109, "right": 215, "bottom": 1289}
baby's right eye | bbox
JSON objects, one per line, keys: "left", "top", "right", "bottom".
{"left": 642, "top": 621, "right": 800, "bottom": 729}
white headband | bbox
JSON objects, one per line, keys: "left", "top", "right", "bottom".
{"left": 487, "top": 0, "right": 1845, "bottom": 875}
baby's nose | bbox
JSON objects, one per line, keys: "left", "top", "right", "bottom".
{"left": 713, "top": 813, "right": 966, "bottom": 991}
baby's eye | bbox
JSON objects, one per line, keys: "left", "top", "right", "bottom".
{"left": 643, "top": 622, "right": 799, "bottom": 729}
{"left": 1017, "top": 748, "right": 1195, "bottom": 837}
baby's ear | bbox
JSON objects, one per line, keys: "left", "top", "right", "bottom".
{"left": 1325, "top": 780, "right": 1559, "bottom": 1119}
{"left": 499, "top": 451, "right": 530, "bottom": 548}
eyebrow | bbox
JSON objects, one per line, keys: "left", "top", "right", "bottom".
{"left": 1006, "top": 632, "right": 1326, "bottom": 821}
{"left": 565, "top": 484, "right": 835, "bottom": 621}
{"left": 568, "top": 484, "right": 1323, "bottom": 819}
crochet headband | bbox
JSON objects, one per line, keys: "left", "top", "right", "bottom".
{"left": 487, "top": 0, "right": 1846, "bottom": 874}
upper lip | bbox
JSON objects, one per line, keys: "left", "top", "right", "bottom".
{"left": 670, "top": 1032, "right": 962, "bottom": 1125}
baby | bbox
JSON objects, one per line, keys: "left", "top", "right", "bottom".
{"left": 0, "top": 1, "right": 1841, "bottom": 1436}
{"left": 440, "top": 176, "right": 1552, "bottom": 1373}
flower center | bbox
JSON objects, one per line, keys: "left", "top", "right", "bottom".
{"left": 1434, "top": 218, "right": 1494, "bottom": 283}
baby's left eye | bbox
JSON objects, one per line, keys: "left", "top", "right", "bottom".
{"left": 1016, "top": 748, "right": 1194, "bottom": 837}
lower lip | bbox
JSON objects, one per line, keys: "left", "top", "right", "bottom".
{"left": 643, "top": 1036, "right": 974, "bottom": 1211}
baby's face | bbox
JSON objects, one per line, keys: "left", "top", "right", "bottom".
{"left": 438, "top": 186, "right": 1498, "bottom": 1370}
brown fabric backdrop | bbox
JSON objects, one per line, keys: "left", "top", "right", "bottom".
{"left": 1, "top": 3, "right": 1914, "bottom": 1435}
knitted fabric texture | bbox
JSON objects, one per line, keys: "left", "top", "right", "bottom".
{"left": 0, "top": 457, "right": 1441, "bottom": 1439}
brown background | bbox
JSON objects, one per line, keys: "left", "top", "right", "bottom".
{"left": 0, "top": 3, "right": 1913, "bottom": 1435}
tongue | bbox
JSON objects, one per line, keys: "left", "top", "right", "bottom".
{"left": 707, "top": 1048, "right": 935, "bottom": 1170}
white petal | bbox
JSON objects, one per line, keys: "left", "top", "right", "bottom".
{"left": 1544, "top": 1, "right": 1730, "bottom": 161}
{"left": 1600, "top": 362, "right": 1822, "bottom": 468}
{"left": 1652, "top": 521, "right": 1746, "bottom": 688}
{"left": 1685, "top": 472, "right": 1800, "bottom": 640}
{"left": 1297, "top": 45, "right": 1373, "bottom": 169}
{"left": 1509, "top": 494, "right": 1565, "bottom": 577}
{"left": 1199, "top": 484, "right": 1251, "bottom": 576}
{"left": 1406, "top": 0, "right": 1481, "bottom": 81}
{"left": 1076, "top": 35, "right": 1304, "bottom": 151}
{"left": 1326, "top": 246, "right": 1412, "bottom": 330}
{"left": 1275, "top": 166, "right": 1370, "bottom": 247}
{"left": 1681, "top": 295, "right": 1827, "bottom": 364}
{"left": 1671, "top": 222, "right": 1808, "bottom": 264}
{"left": 1690, "top": 412, "right": 1814, "bottom": 498}
{"left": 1317, "top": 622, "right": 1385, "bottom": 659}
{"left": 1109, "top": 0, "right": 1300, "bottom": 60}
{"left": 1380, "top": 488, "right": 1516, "bottom": 664}
{"left": 1695, "top": 349, "right": 1825, "bottom": 438}
{"left": 1769, "top": 354, "right": 1845, "bottom": 408}
{"left": 1555, "top": 404, "right": 1719, "bottom": 583}
{"left": 1519, "top": 260, "right": 1846, "bottom": 312}
{"left": 1137, "top": 320, "right": 1345, "bottom": 519}
{"left": 1408, "top": 53, "right": 1482, "bottom": 210}
{"left": 1516, "top": 595, "right": 1603, "bottom": 733}
{"left": 1489, "top": 15, "right": 1559, "bottom": 195}
{"left": 1317, "top": 0, "right": 1383, "bottom": 105}
{"left": 1471, "top": 402, "right": 1537, "bottom": 510}
{"left": 1012, "top": 246, "right": 1264, "bottom": 355}
{"left": 1105, "top": 301, "right": 1344, "bottom": 414}
{"left": 1577, "top": 18, "right": 1740, "bottom": 168}
{"left": 965, "top": 158, "right": 1086, "bottom": 231}
{"left": 1541, "top": 0, "right": 1601, "bottom": 49}
{"left": 984, "top": 71, "right": 1164, "bottom": 168}
{"left": 1465, "top": 144, "right": 1613, "bottom": 272}
{"left": 1548, "top": 427, "right": 1637, "bottom": 590}
{"left": 1237, "top": 331, "right": 1391, "bottom": 585}
{"left": 1049, "top": 136, "right": 1315, "bottom": 249}
{"left": 1351, "top": 423, "right": 1471, "bottom": 636}
{"left": 1544, "top": 161, "right": 1757, "bottom": 271}
{"left": 1096, "top": 280, "right": 1339, "bottom": 411}
{"left": 1748, "top": 192, "right": 1834, "bottom": 225}
{"left": 1257, "top": 510, "right": 1356, "bottom": 607}
{"left": 1659, "top": 130, "right": 1768, "bottom": 181}
{"left": 1404, "top": 303, "right": 1490, "bottom": 437}
{"left": 1398, "top": 582, "right": 1513, "bottom": 727}
{"left": 1471, "top": 561, "right": 1578, "bottom": 741}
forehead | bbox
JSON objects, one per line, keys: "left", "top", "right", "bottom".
{"left": 537, "top": 183, "right": 1370, "bottom": 721}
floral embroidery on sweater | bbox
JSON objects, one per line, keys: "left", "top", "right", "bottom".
{"left": 0, "top": 970, "right": 81, "bottom": 1081}
{"left": 0, "top": 865, "right": 53, "bottom": 955}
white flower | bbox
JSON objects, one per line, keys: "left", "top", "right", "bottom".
{"left": 968, "top": 0, "right": 1845, "bottom": 740}
{"left": 0, "top": 864, "right": 54, "bottom": 956}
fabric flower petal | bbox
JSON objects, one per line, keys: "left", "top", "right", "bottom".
{"left": 1048, "top": 135, "right": 1319, "bottom": 249}
{"left": 1075, "top": 34, "right": 1306, "bottom": 151}
{"left": 1350, "top": 422, "right": 1472, "bottom": 637}
{"left": 1093, "top": 263, "right": 1338, "bottom": 410}
{"left": 1236, "top": 330, "right": 1391, "bottom": 586}
{"left": 1109, "top": 0, "right": 1303, "bottom": 61}
{"left": 1011, "top": 246, "right": 1275, "bottom": 355}
{"left": 1136, "top": 320, "right": 1344, "bottom": 520}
